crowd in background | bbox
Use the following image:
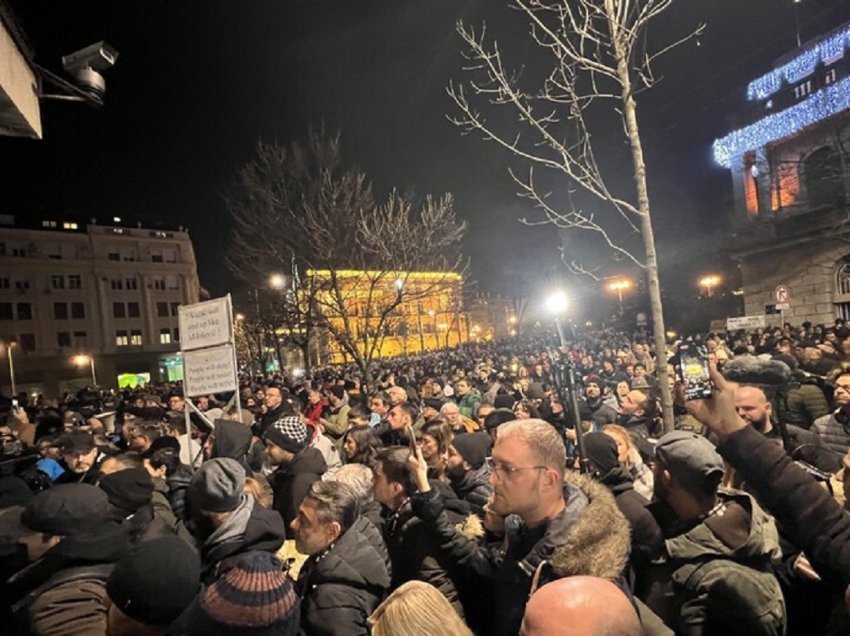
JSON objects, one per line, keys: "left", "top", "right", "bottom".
{"left": 2, "top": 319, "right": 850, "bottom": 634}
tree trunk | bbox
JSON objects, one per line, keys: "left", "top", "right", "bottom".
{"left": 608, "top": 4, "right": 674, "bottom": 432}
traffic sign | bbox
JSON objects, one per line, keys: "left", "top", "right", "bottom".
{"left": 774, "top": 285, "right": 790, "bottom": 304}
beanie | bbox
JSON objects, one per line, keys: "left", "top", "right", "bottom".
{"left": 22, "top": 483, "right": 111, "bottom": 535}
{"left": 451, "top": 432, "right": 491, "bottom": 470}
{"left": 107, "top": 536, "right": 201, "bottom": 626}
{"left": 189, "top": 458, "right": 246, "bottom": 513}
{"left": 98, "top": 468, "right": 155, "bottom": 513}
{"left": 264, "top": 416, "right": 309, "bottom": 455}
{"left": 582, "top": 432, "right": 621, "bottom": 478}
{"left": 191, "top": 551, "right": 299, "bottom": 635}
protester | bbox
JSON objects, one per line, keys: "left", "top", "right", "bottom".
{"left": 368, "top": 581, "right": 473, "bottom": 636}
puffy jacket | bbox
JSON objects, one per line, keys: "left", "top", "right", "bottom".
{"left": 296, "top": 516, "right": 390, "bottom": 636}
{"left": 457, "top": 390, "right": 482, "bottom": 420}
{"left": 785, "top": 383, "right": 830, "bottom": 428}
{"left": 451, "top": 463, "right": 493, "bottom": 518}
{"left": 812, "top": 411, "right": 850, "bottom": 458}
{"left": 638, "top": 490, "right": 786, "bottom": 636}
{"left": 270, "top": 447, "right": 327, "bottom": 529}
{"left": 166, "top": 465, "right": 193, "bottom": 523}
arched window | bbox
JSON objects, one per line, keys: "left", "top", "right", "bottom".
{"left": 834, "top": 262, "right": 850, "bottom": 321}
{"left": 803, "top": 146, "right": 845, "bottom": 209}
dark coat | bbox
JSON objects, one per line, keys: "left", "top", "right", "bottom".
{"left": 601, "top": 467, "right": 663, "bottom": 562}
{"left": 271, "top": 447, "right": 327, "bottom": 530}
{"left": 166, "top": 465, "right": 193, "bottom": 523}
{"left": 296, "top": 516, "right": 390, "bottom": 636}
{"left": 451, "top": 464, "right": 493, "bottom": 518}
{"left": 411, "top": 479, "right": 589, "bottom": 636}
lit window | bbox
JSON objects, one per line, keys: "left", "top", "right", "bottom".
{"left": 825, "top": 68, "right": 837, "bottom": 86}
{"left": 130, "top": 329, "right": 143, "bottom": 346}
{"left": 159, "top": 329, "right": 172, "bottom": 344}
{"left": 42, "top": 220, "right": 57, "bottom": 228}
{"left": 794, "top": 80, "right": 812, "bottom": 100}
{"left": 116, "top": 330, "right": 129, "bottom": 346}
{"left": 62, "top": 222, "right": 78, "bottom": 230}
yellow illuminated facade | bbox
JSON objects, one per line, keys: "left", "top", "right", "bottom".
{"left": 306, "top": 270, "right": 466, "bottom": 362}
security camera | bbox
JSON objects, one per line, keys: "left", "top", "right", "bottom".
{"left": 62, "top": 42, "right": 119, "bottom": 101}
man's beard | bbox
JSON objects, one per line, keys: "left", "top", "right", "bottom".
{"left": 749, "top": 416, "right": 769, "bottom": 433}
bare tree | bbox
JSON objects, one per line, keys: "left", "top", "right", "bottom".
{"left": 448, "top": 0, "right": 702, "bottom": 431}
{"left": 226, "top": 131, "right": 466, "bottom": 387}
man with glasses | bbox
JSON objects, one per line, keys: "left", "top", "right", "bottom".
{"left": 813, "top": 371, "right": 850, "bottom": 461}
{"left": 408, "top": 419, "right": 589, "bottom": 636}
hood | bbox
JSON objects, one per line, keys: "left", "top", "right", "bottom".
{"left": 307, "top": 515, "right": 390, "bottom": 590}
{"left": 600, "top": 466, "right": 635, "bottom": 494}
{"left": 212, "top": 419, "right": 253, "bottom": 461}
{"left": 664, "top": 489, "right": 782, "bottom": 563}
{"left": 453, "top": 463, "right": 491, "bottom": 495}
{"left": 284, "top": 446, "right": 327, "bottom": 476}
{"left": 549, "top": 473, "right": 631, "bottom": 582}
{"left": 167, "top": 465, "right": 194, "bottom": 490}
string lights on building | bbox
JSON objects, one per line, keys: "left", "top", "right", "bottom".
{"left": 712, "top": 75, "right": 850, "bottom": 168}
{"left": 746, "top": 25, "right": 850, "bottom": 101}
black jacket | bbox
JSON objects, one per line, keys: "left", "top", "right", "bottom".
{"left": 271, "top": 447, "right": 327, "bottom": 530}
{"left": 451, "top": 464, "right": 493, "bottom": 518}
{"left": 296, "top": 516, "right": 391, "bottom": 636}
{"left": 600, "top": 466, "right": 662, "bottom": 563}
{"left": 166, "top": 465, "right": 193, "bottom": 523}
{"left": 412, "top": 481, "right": 589, "bottom": 636}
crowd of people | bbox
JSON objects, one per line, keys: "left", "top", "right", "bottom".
{"left": 2, "top": 319, "right": 850, "bottom": 634}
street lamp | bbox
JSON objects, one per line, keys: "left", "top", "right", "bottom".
{"left": 72, "top": 354, "right": 97, "bottom": 386}
{"left": 269, "top": 273, "right": 286, "bottom": 291}
{"left": 699, "top": 275, "right": 721, "bottom": 298}
{"left": 1, "top": 340, "right": 16, "bottom": 397}
{"left": 544, "top": 291, "right": 569, "bottom": 344}
{"left": 606, "top": 278, "right": 633, "bottom": 313}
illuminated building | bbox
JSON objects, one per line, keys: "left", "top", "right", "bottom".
{"left": 713, "top": 21, "right": 850, "bottom": 324}
{"left": 306, "top": 269, "right": 466, "bottom": 363}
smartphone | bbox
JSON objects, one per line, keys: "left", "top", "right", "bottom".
{"left": 677, "top": 343, "right": 712, "bottom": 400}
{"left": 11, "top": 398, "right": 18, "bottom": 412}
{"left": 405, "top": 425, "right": 418, "bottom": 454}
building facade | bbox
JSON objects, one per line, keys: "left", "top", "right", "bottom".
{"left": 713, "top": 22, "right": 850, "bottom": 325}
{"left": 0, "top": 217, "right": 200, "bottom": 397}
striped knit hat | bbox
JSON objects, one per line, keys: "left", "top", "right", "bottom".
{"left": 193, "top": 551, "right": 299, "bottom": 635}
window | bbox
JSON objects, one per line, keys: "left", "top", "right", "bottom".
{"left": 156, "top": 301, "right": 169, "bottom": 317}
{"left": 62, "top": 222, "right": 78, "bottom": 230}
{"left": 794, "top": 80, "right": 813, "bottom": 100}
{"left": 151, "top": 250, "right": 163, "bottom": 263}
{"left": 165, "top": 275, "right": 179, "bottom": 290}
{"left": 54, "top": 302, "right": 69, "bottom": 320}
{"left": 125, "top": 278, "right": 138, "bottom": 290}
{"left": 57, "top": 332, "right": 71, "bottom": 348}
{"left": 71, "top": 302, "right": 85, "bottom": 319}
{"left": 121, "top": 248, "right": 137, "bottom": 262}
{"left": 51, "top": 275, "right": 64, "bottom": 290}
{"left": 108, "top": 252, "right": 120, "bottom": 261}
{"left": 163, "top": 248, "right": 178, "bottom": 263}
{"left": 68, "top": 275, "right": 82, "bottom": 289}
{"left": 0, "top": 278, "right": 7, "bottom": 289}
{"left": 152, "top": 277, "right": 166, "bottom": 291}
{"left": 113, "top": 302, "right": 126, "bottom": 319}
{"left": 115, "top": 330, "right": 129, "bottom": 346}
{"left": 19, "top": 333, "right": 35, "bottom": 353}
{"left": 130, "top": 329, "right": 143, "bottom": 346}
{"left": 11, "top": 247, "right": 26, "bottom": 257}
{"left": 17, "top": 303, "right": 32, "bottom": 320}
{"left": 110, "top": 278, "right": 123, "bottom": 290}
{"left": 170, "top": 302, "right": 180, "bottom": 317}
{"left": 159, "top": 328, "right": 172, "bottom": 344}
{"left": 0, "top": 303, "right": 12, "bottom": 320}
{"left": 127, "top": 302, "right": 140, "bottom": 318}
{"left": 14, "top": 279, "right": 29, "bottom": 291}
{"left": 825, "top": 68, "right": 837, "bottom": 86}
{"left": 804, "top": 146, "right": 845, "bottom": 209}
{"left": 73, "top": 331, "right": 88, "bottom": 346}
{"left": 173, "top": 327, "right": 180, "bottom": 342}
{"left": 42, "top": 220, "right": 57, "bottom": 228}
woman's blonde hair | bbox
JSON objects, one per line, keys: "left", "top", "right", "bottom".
{"left": 368, "top": 581, "right": 472, "bottom": 636}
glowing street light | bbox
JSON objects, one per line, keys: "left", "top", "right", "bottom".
{"left": 606, "top": 278, "right": 633, "bottom": 313}
{"left": 699, "top": 275, "right": 721, "bottom": 298}
{"left": 235, "top": 313, "right": 245, "bottom": 322}
{"left": 545, "top": 290, "right": 569, "bottom": 346}
{"left": 72, "top": 354, "right": 97, "bottom": 386}
{"left": 269, "top": 273, "right": 286, "bottom": 290}
{"left": 508, "top": 315, "right": 517, "bottom": 325}
{"left": 1, "top": 340, "right": 16, "bottom": 396}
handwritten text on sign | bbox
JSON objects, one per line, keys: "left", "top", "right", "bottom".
{"left": 183, "top": 344, "right": 238, "bottom": 397}
{"left": 178, "top": 297, "right": 231, "bottom": 351}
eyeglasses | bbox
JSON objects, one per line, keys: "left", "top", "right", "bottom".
{"left": 485, "top": 456, "right": 547, "bottom": 478}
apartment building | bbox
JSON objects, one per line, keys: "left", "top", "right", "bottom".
{"left": 0, "top": 216, "right": 200, "bottom": 396}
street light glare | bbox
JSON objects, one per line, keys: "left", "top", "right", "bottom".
{"left": 545, "top": 290, "right": 569, "bottom": 315}
{"left": 72, "top": 354, "right": 90, "bottom": 366}
{"left": 269, "top": 273, "right": 286, "bottom": 290}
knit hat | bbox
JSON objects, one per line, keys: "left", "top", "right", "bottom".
{"left": 142, "top": 434, "right": 181, "bottom": 458}
{"left": 582, "top": 432, "right": 621, "bottom": 478}
{"left": 423, "top": 398, "right": 445, "bottom": 412}
{"left": 451, "top": 432, "right": 491, "bottom": 470}
{"left": 264, "top": 416, "right": 309, "bottom": 454}
{"left": 189, "top": 458, "right": 246, "bottom": 513}
{"left": 56, "top": 429, "right": 96, "bottom": 455}
{"left": 22, "top": 483, "right": 111, "bottom": 535}
{"left": 654, "top": 430, "right": 724, "bottom": 490}
{"left": 107, "top": 535, "right": 201, "bottom": 626}
{"left": 191, "top": 551, "right": 299, "bottom": 635}
{"left": 98, "top": 468, "right": 155, "bottom": 513}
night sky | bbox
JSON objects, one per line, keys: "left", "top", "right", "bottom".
{"left": 2, "top": 0, "right": 849, "bottom": 326}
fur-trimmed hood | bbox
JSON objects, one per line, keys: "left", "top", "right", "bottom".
{"left": 548, "top": 472, "right": 631, "bottom": 581}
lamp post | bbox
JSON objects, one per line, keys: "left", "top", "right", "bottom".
{"left": 606, "top": 278, "right": 633, "bottom": 314}
{"left": 3, "top": 341, "right": 16, "bottom": 397}
{"left": 545, "top": 290, "right": 589, "bottom": 474}
{"left": 72, "top": 354, "right": 97, "bottom": 386}
{"left": 699, "top": 275, "right": 721, "bottom": 298}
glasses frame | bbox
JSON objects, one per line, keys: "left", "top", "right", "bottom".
{"left": 485, "top": 456, "right": 548, "bottom": 478}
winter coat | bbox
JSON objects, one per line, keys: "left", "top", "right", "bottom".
{"left": 785, "top": 383, "right": 830, "bottom": 428}
{"left": 638, "top": 490, "right": 786, "bottom": 636}
{"left": 8, "top": 523, "right": 128, "bottom": 636}
{"left": 585, "top": 398, "right": 619, "bottom": 428}
{"left": 270, "top": 447, "right": 327, "bottom": 529}
{"left": 323, "top": 402, "right": 351, "bottom": 441}
{"left": 201, "top": 494, "right": 287, "bottom": 583}
{"left": 812, "top": 410, "right": 850, "bottom": 459}
{"left": 212, "top": 418, "right": 263, "bottom": 472}
{"left": 451, "top": 463, "right": 493, "bottom": 518}
{"left": 411, "top": 475, "right": 589, "bottom": 636}
{"left": 296, "top": 516, "right": 391, "bottom": 636}
{"left": 600, "top": 466, "right": 662, "bottom": 563}
{"left": 457, "top": 390, "right": 482, "bottom": 421}
{"left": 718, "top": 424, "right": 850, "bottom": 588}
{"left": 166, "top": 464, "right": 193, "bottom": 523}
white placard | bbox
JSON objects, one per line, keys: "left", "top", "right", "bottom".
{"left": 726, "top": 315, "right": 767, "bottom": 331}
{"left": 179, "top": 296, "right": 232, "bottom": 351}
{"left": 183, "top": 344, "right": 238, "bottom": 397}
